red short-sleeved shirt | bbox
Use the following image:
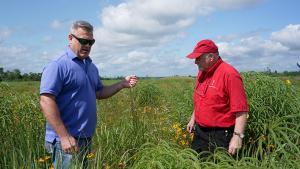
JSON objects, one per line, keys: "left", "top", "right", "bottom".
{"left": 194, "top": 58, "right": 249, "bottom": 127}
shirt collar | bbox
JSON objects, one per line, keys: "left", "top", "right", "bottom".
{"left": 198, "top": 57, "right": 223, "bottom": 81}
{"left": 206, "top": 57, "right": 223, "bottom": 75}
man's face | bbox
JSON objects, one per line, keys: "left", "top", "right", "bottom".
{"left": 69, "top": 28, "right": 94, "bottom": 59}
{"left": 195, "top": 54, "right": 211, "bottom": 71}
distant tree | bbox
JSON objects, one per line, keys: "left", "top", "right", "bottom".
{"left": 0, "top": 67, "right": 3, "bottom": 81}
{"left": 13, "top": 69, "right": 22, "bottom": 79}
{"left": 265, "top": 67, "right": 272, "bottom": 74}
{"left": 297, "top": 62, "right": 300, "bottom": 71}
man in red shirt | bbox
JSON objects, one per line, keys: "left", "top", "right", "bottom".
{"left": 186, "top": 39, "right": 249, "bottom": 155}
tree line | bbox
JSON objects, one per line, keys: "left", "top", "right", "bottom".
{"left": 0, "top": 67, "right": 161, "bottom": 81}
{"left": 1, "top": 64, "right": 300, "bottom": 82}
{"left": 0, "top": 68, "right": 41, "bottom": 81}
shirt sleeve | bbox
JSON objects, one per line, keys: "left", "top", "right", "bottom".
{"left": 40, "top": 61, "right": 63, "bottom": 96}
{"left": 96, "top": 78, "right": 104, "bottom": 92}
{"left": 227, "top": 73, "right": 249, "bottom": 113}
{"left": 95, "top": 67, "right": 104, "bottom": 92}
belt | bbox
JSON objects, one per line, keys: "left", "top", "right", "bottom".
{"left": 197, "top": 124, "right": 234, "bottom": 131}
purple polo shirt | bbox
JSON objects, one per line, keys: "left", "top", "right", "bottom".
{"left": 40, "top": 46, "right": 103, "bottom": 143}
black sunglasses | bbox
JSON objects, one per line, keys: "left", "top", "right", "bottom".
{"left": 71, "top": 34, "right": 95, "bottom": 46}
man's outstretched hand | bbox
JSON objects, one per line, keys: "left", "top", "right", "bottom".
{"left": 123, "top": 75, "right": 138, "bottom": 88}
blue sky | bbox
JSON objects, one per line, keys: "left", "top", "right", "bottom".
{"left": 1, "top": 0, "right": 300, "bottom": 77}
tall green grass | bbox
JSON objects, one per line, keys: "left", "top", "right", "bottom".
{"left": 242, "top": 72, "right": 300, "bottom": 160}
{"left": 0, "top": 73, "right": 300, "bottom": 168}
{"left": 0, "top": 83, "right": 47, "bottom": 169}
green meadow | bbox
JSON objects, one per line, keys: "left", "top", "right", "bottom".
{"left": 1, "top": 72, "right": 300, "bottom": 169}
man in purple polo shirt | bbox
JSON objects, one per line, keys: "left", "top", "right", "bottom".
{"left": 40, "top": 20, "right": 137, "bottom": 168}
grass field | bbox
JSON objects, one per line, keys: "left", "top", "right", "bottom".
{"left": 1, "top": 72, "right": 300, "bottom": 169}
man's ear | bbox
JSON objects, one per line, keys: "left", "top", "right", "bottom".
{"left": 68, "top": 34, "right": 73, "bottom": 44}
{"left": 209, "top": 54, "right": 213, "bottom": 61}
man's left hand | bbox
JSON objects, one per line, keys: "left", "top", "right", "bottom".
{"left": 122, "top": 75, "right": 138, "bottom": 88}
{"left": 228, "top": 135, "right": 242, "bottom": 155}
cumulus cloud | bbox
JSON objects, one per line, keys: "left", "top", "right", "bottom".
{"left": 94, "top": 21, "right": 297, "bottom": 75}
{"left": 218, "top": 25, "right": 300, "bottom": 72}
{"left": 94, "top": 0, "right": 260, "bottom": 50}
{"left": 0, "top": 45, "right": 29, "bottom": 72}
{"left": 271, "top": 24, "right": 300, "bottom": 50}
{"left": 0, "top": 44, "right": 63, "bottom": 73}
{"left": 91, "top": 0, "right": 262, "bottom": 76}
{"left": 4, "top": 0, "right": 299, "bottom": 76}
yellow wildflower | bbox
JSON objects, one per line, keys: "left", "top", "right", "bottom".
{"left": 38, "top": 158, "right": 45, "bottom": 163}
{"left": 267, "top": 144, "right": 275, "bottom": 151}
{"left": 286, "top": 79, "right": 292, "bottom": 85}
{"left": 172, "top": 122, "right": 180, "bottom": 129}
{"left": 102, "top": 163, "right": 111, "bottom": 169}
{"left": 260, "top": 135, "right": 267, "bottom": 141}
{"left": 189, "top": 133, "right": 194, "bottom": 141}
{"left": 86, "top": 152, "right": 95, "bottom": 159}
{"left": 44, "top": 156, "right": 51, "bottom": 161}
{"left": 180, "top": 140, "right": 186, "bottom": 145}
{"left": 49, "top": 164, "right": 54, "bottom": 169}
{"left": 118, "top": 161, "right": 126, "bottom": 168}
{"left": 176, "top": 128, "right": 182, "bottom": 134}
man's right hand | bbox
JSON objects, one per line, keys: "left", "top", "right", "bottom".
{"left": 60, "top": 135, "right": 79, "bottom": 154}
{"left": 187, "top": 119, "right": 195, "bottom": 133}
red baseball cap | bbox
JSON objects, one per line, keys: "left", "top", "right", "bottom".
{"left": 186, "top": 39, "right": 218, "bottom": 59}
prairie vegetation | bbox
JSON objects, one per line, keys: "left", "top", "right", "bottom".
{"left": 0, "top": 72, "right": 299, "bottom": 168}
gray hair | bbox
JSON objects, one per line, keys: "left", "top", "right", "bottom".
{"left": 70, "top": 20, "right": 93, "bottom": 34}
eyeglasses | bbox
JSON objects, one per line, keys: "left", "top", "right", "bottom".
{"left": 71, "top": 34, "right": 95, "bottom": 46}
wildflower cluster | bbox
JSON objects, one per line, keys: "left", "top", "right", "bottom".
{"left": 38, "top": 155, "right": 53, "bottom": 169}
{"left": 172, "top": 122, "right": 194, "bottom": 146}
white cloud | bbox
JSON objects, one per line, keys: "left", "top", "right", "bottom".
{"left": 0, "top": 45, "right": 29, "bottom": 72}
{"left": 271, "top": 24, "right": 300, "bottom": 50}
{"left": 0, "top": 27, "right": 12, "bottom": 41}
{"left": 217, "top": 25, "right": 300, "bottom": 72}
{"left": 5, "top": 0, "right": 299, "bottom": 76}
{"left": 0, "top": 45, "right": 28, "bottom": 57}
{"left": 90, "top": 0, "right": 263, "bottom": 76}
{"left": 51, "top": 20, "right": 63, "bottom": 29}
{"left": 210, "top": 0, "right": 260, "bottom": 9}
{"left": 94, "top": 0, "right": 261, "bottom": 50}
{"left": 50, "top": 19, "right": 70, "bottom": 30}
{"left": 0, "top": 44, "right": 63, "bottom": 73}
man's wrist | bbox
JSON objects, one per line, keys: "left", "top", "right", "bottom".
{"left": 233, "top": 132, "right": 245, "bottom": 139}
